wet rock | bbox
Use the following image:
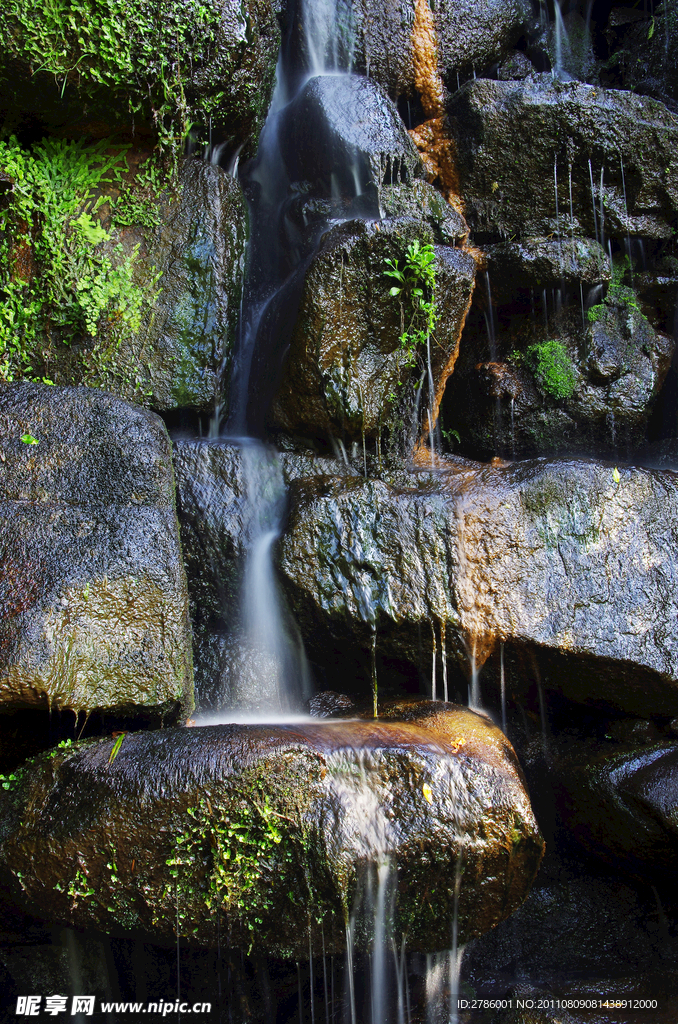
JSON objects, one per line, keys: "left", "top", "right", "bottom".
{"left": 555, "top": 740, "right": 678, "bottom": 875}
{"left": 279, "top": 75, "right": 424, "bottom": 197}
{"left": 269, "top": 205, "right": 475, "bottom": 444}
{"left": 447, "top": 76, "right": 678, "bottom": 238}
{"left": 443, "top": 296, "right": 674, "bottom": 459}
{"left": 350, "top": 0, "right": 529, "bottom": 97}
{"left": 307, "top": 690, "right": 356, "bottom": 718}
{"left": 485, "top": 237, "right": 610, "bottom": 299}
{"left": 0, "top": 701, "right": 543, "bottom": 956}
{"left": 279, "top": 458, "right": 678, "bottom": 716}
{"left": 496, "top": 50, "right": 535, "bottom": 81}
{"left": 463, "top": 854, "right": 678, "bottom": 999}
{"left": 0, "top": 383, "right": 193, "bottom": 720}
{"left": 35, "top": 158, "right": 248, "bottom": 413}
{"left": 0, "top": 0, "right": 281, "bottom": 152}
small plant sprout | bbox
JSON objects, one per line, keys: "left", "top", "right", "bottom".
{"left": 20, "top": 433, "right": 39, "bottom": 444}
{"left": 383, "top": 240, "right": 438, "bottom": 369}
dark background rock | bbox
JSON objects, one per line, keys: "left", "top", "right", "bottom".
{"left": 448, "top": 76, "right": 678, "bottom": 239}
{"left": 0, "top": 383, "right": 193, "bottom": 721}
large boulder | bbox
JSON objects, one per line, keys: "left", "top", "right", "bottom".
{"left": 0, "top": 701, "right": 544, "bottom": 955}
{"left": 484, "top": 236, "right": 611, "bottom": 299}
{"left": 0, "top": 0, "right": 281, "bottom": 152}
{"left": 278, "top": 458, "right": 678, "bottom": 716}
{"left": 269, "top": 191, "right": 475, "bottom": 445}
{"left": 279, "top": 75, "right": 424, "bottom": 197}
{"left": 0, "top": 384, "right": 193, "bottom": 720}
{"left": 447, "top": 76, "right": 678, "bottom": 239}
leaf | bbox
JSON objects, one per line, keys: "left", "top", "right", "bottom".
{"left": 389, "top": 286, "right": 401, "bottom": 296}
{"left": 108, "top": 732, "right": 126, "bottom": 765}
{"left": 20, "top": 433, "right": 39, "bottom": 444}
{"left": 648, "top": 16, "right": 655, "bottom": 38}
{"left": 612, "top": 466, "right": 621, "bottom": 484}
{"left": 422, "top": 782, "right": 433, "bottom": 805}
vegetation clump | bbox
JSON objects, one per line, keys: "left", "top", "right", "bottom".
{"left": 4, "top": 0, "right": 225, "bottom": 155}
{"left": 0, "top": 136, "right": 161, "bottom": 385}
{"left": 587, "top": 255, "right": 647, "bottom": 329}
{"left": 525, "top": 339, "right": 577, "bottom": 400}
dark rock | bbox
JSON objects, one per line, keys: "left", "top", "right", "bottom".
{"left": 307, "top": 690, "right": 355, "bottom": 717}
{"left": 555, "top": 740, "right": 678, "bottom": 875}
{"left": 279, "top": 75, "right": 424, "bottom": 197}
{"left": 497, "top": 50, "right": 535, "bottom": 81}
{"left": 463, "top": 854, "right": 678, "bottom": 998}
{"left": 447, "top": 76, "right": 678, "bottom": 238}
{"left": 485, "top": 237, "right": 610, "bottom": 298}
{"left": 278, "top": 458, "right": 678, "bottom": 716}
{"left": 0, "top": 702, "right": 544, "bottom": 956}
{"left": 602, "top": 0, "right": 678, "bottom": 115}
{"left": 269, "top": 210, "right": 476, "bottom": 444}
{"left": 0, "top": 383, "right": 193, "bottom": 720}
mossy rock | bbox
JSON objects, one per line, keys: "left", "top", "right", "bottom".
{"left": 1, "top": 0, "right": 281, "bottom": 154}
{"left": 0, "top": 701, "right": 543, "bottom": 955}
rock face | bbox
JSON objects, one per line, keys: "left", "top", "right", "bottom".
{"left": 447, "top": 76, "right": 678, "bottom": 239}
{"left": 26, "top": 158, "right": 248, "bottom": 413}
{"left": 280, "top": 75, "right": 424, "bottom": 196}
{"left": 443, "top": 298, "right": 675, "bottom": 459}
{"left": 0, "top": 384, "right": 193, "bottom": 719}
{"left": 349, "top": 0, "right": 528, "bottom": 97}
{"left": 135, "top": 160, "right": 248, "bottom": 411}
{"left": 0, "top": 701, "right": 544, "bottom": 956}
{"left": 279, "top": 459, "right": 678, "bottom": 716}
{"left": 269, "top": 192, "right": 475, "bottom": 444}
{"left": 1, "top": 0, "right": 281, "bottom": 151}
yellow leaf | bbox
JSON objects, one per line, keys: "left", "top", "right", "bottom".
{"left": 422, "top": 782, "right": 433, "bottom": 805}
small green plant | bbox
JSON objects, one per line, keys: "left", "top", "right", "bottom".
{"left": 587, "top": 255, "right": 647, "bottom": 327}
{"left": 0, "top": 774, "right": 18, "bottom": 790}
{"left": 20, "top": 433, "right": 39, "bottom": 444}
{"left": 384, "top": 240, "right": 438, "bottom": 371}
{"left": 525, "top": 339, "right": 577, "bottom": 400}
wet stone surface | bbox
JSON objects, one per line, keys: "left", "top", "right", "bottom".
{"left": 0, "top": 701, "right": 543, "bottom": 957}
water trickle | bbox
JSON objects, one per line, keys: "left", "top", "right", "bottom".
{"left": 482, "top": 271, "right": 496, "bottom": 361}
{"left": 599, "top": 166, "right": 605, "bottom": 249}
{"left": 588, "top": 158, "right": 599, "bottom": 245}
{"left": 440, "top": 619, "right": 448, "bottom": 703}
{"left": 500, "top": 642, "right": 507, "bottom": 735}
{"left": 431, "top": 619, "right": 437, "bottom": 701}
{"left": 371, "top": 628, "right": 379, "bottom": 718}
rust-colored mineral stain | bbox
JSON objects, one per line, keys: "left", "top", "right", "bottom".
{"left": 409, "top": 0, "right": 463, "bottom": 214}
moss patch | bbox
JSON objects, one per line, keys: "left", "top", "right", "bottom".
{"left": 0, "top": 136, "right": 164, "bottom": 388}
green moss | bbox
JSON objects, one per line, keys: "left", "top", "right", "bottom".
{"left": 0, "top": 136, "right": 162, "bottom": 385}
{"left": 525, "top": 339, "right": 577, "bottom": 400}
{"left": 4, "top": 0, "right": 225, "bottom": 155}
